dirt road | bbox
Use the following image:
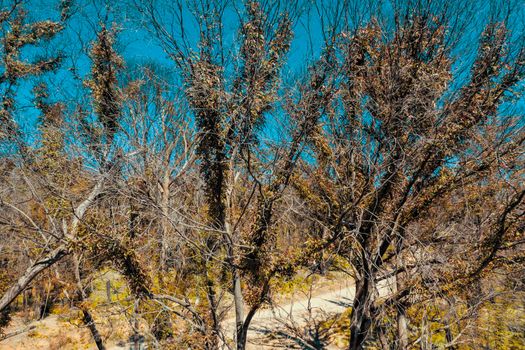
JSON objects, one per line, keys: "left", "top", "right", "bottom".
{"left": 224, "top": 277, "right": 394, "bottom": 349}
{"left": 223, "top": 280, "right": 356, "bottom": 349}
{"left": 2, "top": 278, "right": 394, "bottom": 349}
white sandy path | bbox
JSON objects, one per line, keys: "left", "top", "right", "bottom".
{"left": 223, "top": 278, "right": 395, "bottom": 349}
{"left": 1, "top": 283, "right": 357, "bottom": 350}
{"left": 221, "top": 280, "right": 356, "bottom": 349}
{"left": 235, "top": 281, "right": 355, "bottom": 329}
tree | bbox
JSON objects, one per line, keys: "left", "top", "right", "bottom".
{"left": 290, "top": 2, "right": 525, "bottom": 348}
{"left": 0, "top": 1, "right": 523, "bottom": 349}
{"left": 0, "top": 11, "right": 123, "bottom": 350}
{"left": 0, "top": 0, "right": 65, "bottom": 157}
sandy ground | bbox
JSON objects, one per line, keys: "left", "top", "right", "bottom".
{"left": 223, "top": 277, "right": 394, "bottom": 349}
{"left": 0, "top": 314, "right": 96, "bottom": 350}
{"left": 0, "top": 310, "right": 128, "bottom": 350}
{"left": 1, "top": 276, "right": 395, "bottom": 349}
{"left": 225, "top": 280, "right": 356, "bottom": 349}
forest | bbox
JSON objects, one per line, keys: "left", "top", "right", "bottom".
{"left": 0, "top": 0, "right": 524, "bottom": 349}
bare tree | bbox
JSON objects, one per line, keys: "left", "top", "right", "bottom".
{"left": 1, "top": 1, "right": 523, "bottom": 350}
{"left": 289, "top": 1, "right": 525, "bottom": 349}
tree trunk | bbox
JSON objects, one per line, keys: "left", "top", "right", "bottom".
{"left": 204, "top": 279, "right": 220, "bottom": 350}
{"left": 235, "top": 279, "right": 269, "bottom": 350}
{"left": 444, "top": 299, "right": 457, "bottom": 350}
{"left": 74, "top": 255, "right": 105, "bottom": 350}
{"left": 233, "top": 268, "right": 245, "bottom": 350}
{"left": 0, "top": 177, "right": 104, "bottom": 313}
{"left": 236, "top": 305, "right": 260, "bottom": 350}
{"left": 106, "top": 280, "right": 111, "bottom": 303}
{"left": 160, "top": 168, "right": 171, "bottom": 272}
{"left": 237, "top": 324, "right": 249, "bottom": 350}
{"left": 396, "top": 302, "right": 409, "bottom": 350}
{"left": 0, "top": 246, "right": 68, "bottom": 313}
{"left": 394, "top": 234, "right": 409, "bottom": 350}
{"left": 349, "top": 277, "right": 373, "bottom": 350}
{"left": 81, "top": 307, "right": 106, "bottom": 350}
{"left": 395, "top": 271, "right": 409, "bottom": 349}
{"left": 420, "top": 311, "right": 429, "bottom": 350}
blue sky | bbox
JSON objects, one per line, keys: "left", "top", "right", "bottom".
{"left": 6, "top": 0, "right": 525, "bottom": 154}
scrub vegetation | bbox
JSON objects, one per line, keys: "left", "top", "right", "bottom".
{"left": 0, "top": 0, "right": 524, "bottom": 349}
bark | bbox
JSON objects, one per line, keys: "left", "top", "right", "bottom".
{"left": 349, "top": 272, "right": 373, "bottom": 350}
{"left": 236, "top": 280, "right": 271, "bottom": 350}
{"left": 224, "top": 180, "right": 246, "bottom": 350}
{"left": 444, "top": 299, "right": 457, "bottom": 350}
{"left": 237, "top": 305, "right": 258, "bottom": 350}
{"left": 0, "top": 325, "right": 36, "bottom": 341}
{"left": 396, "top": 302, "right": 409, "bottom": 350}
{"left": 130, "top": 299, "right": 142, "bottom": 350}
{"left": 205, "top": 279, "right": 220, "bottom": 350}
{"left": 159, "top": 165, "right": 171, "bottom": 272}
{"left": 0, "top": 246, "right": 68, "bottom": 313}
{"left": 106, "top": 280, "right": 111, "bottom": 303}
{"left": 0, "top": 178, "right": 104, "bottom": 313}
{"left": 152, "top": 169, "right": 175, "bottom": 347}
{"left": 420, "top": 311, "right": 429, "bottom": 350}
{"left": 74, "top": 255, "right": 105, "bottom": 350}
{"left": 69, "top": 178, "right": 106, "bottom": 237}
{"left": 348, "top": 290, "right": 371, "bottom": 350}
{"left": 81, "top": 307, "right": 106, "bottom": 350}
{"left": 376, "top": 325, "right": 391, "bottom": 350}
{"left": 233, "top": 268, "right": 245, "bottom": 350}
{"left": 237, "top": 323, "right": 248, "bottom": 350}
{"left": 395, "top": 238, "right": 409, "bottom": 350}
